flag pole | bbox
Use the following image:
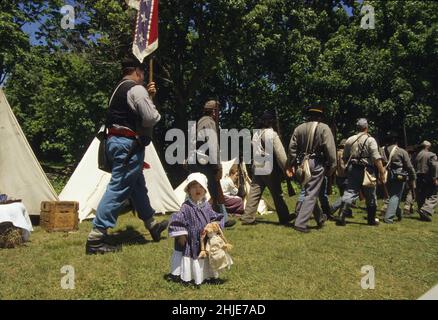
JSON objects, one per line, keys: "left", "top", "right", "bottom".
{"left": 274, "top": 105, "right": 296, "bottom": 196}
{"left": 149, "top": 58, "right": 154, "bottom": 83}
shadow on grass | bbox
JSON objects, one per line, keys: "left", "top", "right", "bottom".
{"left": 163, "top": 273, "right": 228, "bottom": 288}
{"left": 108, "top": 226, "right": 151, "bottom": 245}
{"left": 343, "top": 221, "right": 372, "bottom": 226}
{"left": 253, "top": 220, "right": 294, "bottom": 227}
{"left": 403, "top": 215, "right": 433, "bottom": 222}
{"left": 308, "top": 225, "right": 325, "bottom": 230}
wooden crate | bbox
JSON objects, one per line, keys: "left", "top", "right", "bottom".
{"left": 40, "top": 201, "right": 79, "bottom": 232}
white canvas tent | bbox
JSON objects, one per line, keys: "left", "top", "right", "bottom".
{"left": 0, "top": 89, "right": 58, "bottom": 215}
{"left": 60, "top": 136, "right": 181, "bottom": 222}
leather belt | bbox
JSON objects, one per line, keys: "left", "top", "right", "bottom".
{"left": 108, "top": 127, "right": 137, "bottom": 139}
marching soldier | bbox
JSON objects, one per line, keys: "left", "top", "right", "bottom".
{"left": 86, "top": 56, "right": 168, "bottom": 255}
{"left": 189, "top": 100, "right": 236, "bottom": 227}
{"left": 381, "top": 132, "right": 416, "bottom": 224}
{"left": 330, "top": 139, "right": 353, "bottom": 218}
{"left": 403, "top": 145, "right": 418, "bottom": 215}
{"left": 414, "top": 141, "right": 438, "bottom": 222}
{"left": 335, "top": 118, "right": 386, "bottom": 227}
{"left": 286, "top": 106, "right": 337, "bottom": 233}
{"left": 241, "top": 111, "right": 294, "bottom": 225}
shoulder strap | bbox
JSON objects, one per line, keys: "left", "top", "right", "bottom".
{"left": 384, "top": 146, "right": 398, "bottom": 169}
{"left": 304, "top": 122, "right": 319, "bottom": 155}
{"left": 357, "top": 134, "right": 370, "bottom": 159}
{"left": 108, "top": 79, "right": 136, "bottom": 107}
{"left": 104, "top": 79, "right": 137, "bottom": 129}
{"left": 256, "top": 128, "right": 268, "bottom": 152}
{"left": 345, "top": 133, "right": 367, "bottom": 167}
{"left": 261, "top": 128, "right": 267, "bottom": 150}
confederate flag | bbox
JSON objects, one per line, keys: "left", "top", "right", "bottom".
{"left": 132, "top": 0, "right": 158, "bottom": 62}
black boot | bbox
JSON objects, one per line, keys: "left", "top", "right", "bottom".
{"left": 344, "top": 208, "right": 354, "bottom": 218}
{"left": 149, "top": 220, "right": 169, "bottom": 242}
{"left": 336, "top": 204, "right": 347, "bottom": 226}
{"left": 367, "top": 206, "right": 379, "bottom": 226}
{"left": 324, "top": 208, "right": 336, "bottom": 221}
{"left": 419, "top": 211, "right": 432, "bottom": 222}
{"left": 396, "top": 208, "right": 402, "bottom": 222}
{"left": 279, "top": 213, "right": 297, "bottom": 225}
{"left": 224, "top": 219, "right": 237, "bottom": 228}
{"left": 316, "top": 214, "right": 327, "bottom": 229}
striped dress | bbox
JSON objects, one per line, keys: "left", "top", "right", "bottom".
{"left": 168, "top": 198, "right": 225, "bottom": 284}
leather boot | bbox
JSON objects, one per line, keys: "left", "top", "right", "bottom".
{"left": 367, "top": 206, "right": 379, "bottom": 226}
{"left": 336, "top": 203, "right": 347, "bottom": 226}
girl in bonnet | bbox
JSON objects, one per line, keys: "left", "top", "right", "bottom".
{"left": 167, "top": 172, "right": 227, "bottom": 285}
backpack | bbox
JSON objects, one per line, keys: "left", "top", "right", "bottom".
{"left": 252, "top": 128, "right": 269, "bottom": 168}
{"left": 336, "top": 149, "right": 347, "bottom": 178}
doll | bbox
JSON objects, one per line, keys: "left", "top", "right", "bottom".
{"left": 198, "top": 222, "right": 233, "bottom": 273}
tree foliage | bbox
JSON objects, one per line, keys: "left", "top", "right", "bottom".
{"left": 3, "top": 0, "right": 438, "bottom": 165}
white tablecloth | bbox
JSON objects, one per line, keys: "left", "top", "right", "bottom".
{"left": 0, "top": 202, "right": 33, "bottom": 241}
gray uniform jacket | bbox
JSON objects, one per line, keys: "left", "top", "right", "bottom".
{"left": 343, "top": 133, "right": 381, "bottom": 167}
{"left": 256, "top": 128, "right": 287, "bottom": 173}
{"left": 381, "top": 144, "right": 416, "bottom": 181}
{"left": 287, "top": 122, "right": 336, "bottom": 175}
{"left": 415, "top": 150, "right": 438, "bottom": 180}
{"left": 197, "top": 115, "right": 221, "bottom": 170}
{"left": 127, "top": 85, "right": 161, "bottom": 128}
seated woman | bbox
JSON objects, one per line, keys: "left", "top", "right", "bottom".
{"left": 220, "top": 167, "right": 244, "bottom": 215}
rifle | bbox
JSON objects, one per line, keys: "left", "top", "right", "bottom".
{"left": 274, "top": 106, "right": 296, "bottom": 196}
{"left": 326, "top": 173, "right": 335, "bottom": 196}
{"left": 359, "top": 190, "right": 365, "bottom": 201}
{"left": 286, "top": 177, "right": 296, "bottom": 197}
{"left": 216, "top": 176, "right": 227, "bottom": 218}
{"left": 213, "top": 100, "right": 228, "bottom": 220}
{"left": 378, "top": 168, "right": 390, "bottom": 200}
{"left": 381, "top": 180, "right": 390, "bottom": 200}
{"left": 409, "top": 181, "right": 416, "bottom": 201}
{"left": 327, "top": 103, "right": 338, "bottom": 196}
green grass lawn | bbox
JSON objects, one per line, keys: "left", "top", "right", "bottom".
{"left": 1, "top": 189, "right": 437, "bottom": 300}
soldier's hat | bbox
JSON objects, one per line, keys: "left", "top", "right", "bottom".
{"left": 121, "top": 55, "right": 145, "bottom": 70}
{"left": 406, "top": 145, "right": 416, "bottom": 153}
{"left": 305, "top": 105, "right": 324, "bottom": 114}
{"left": 384, "top": 130, "right": 400, "bottom": 145}
{"left": 387, "top": 130, "right": 401, "bottom": 139}
{"left": 421, "top": 140, "right": 432, "bottom": 148}
{"left": 261, "top": 111, "right": 275, "bottom": 120}
{"left": 203, "top": 100, "right": 220, "bottom": 110}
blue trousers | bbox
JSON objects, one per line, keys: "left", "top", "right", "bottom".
{"left": 384, "top": 179, "right": 405, "bottom": 223}
{"left": 331, "top": 176, "right": 359, "bottom": 218}
{"left": 342, "top": 165, "right": 377, "bottom": 209}
{"left": 93, "top": 136, "right": 155, "bottom": 230}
